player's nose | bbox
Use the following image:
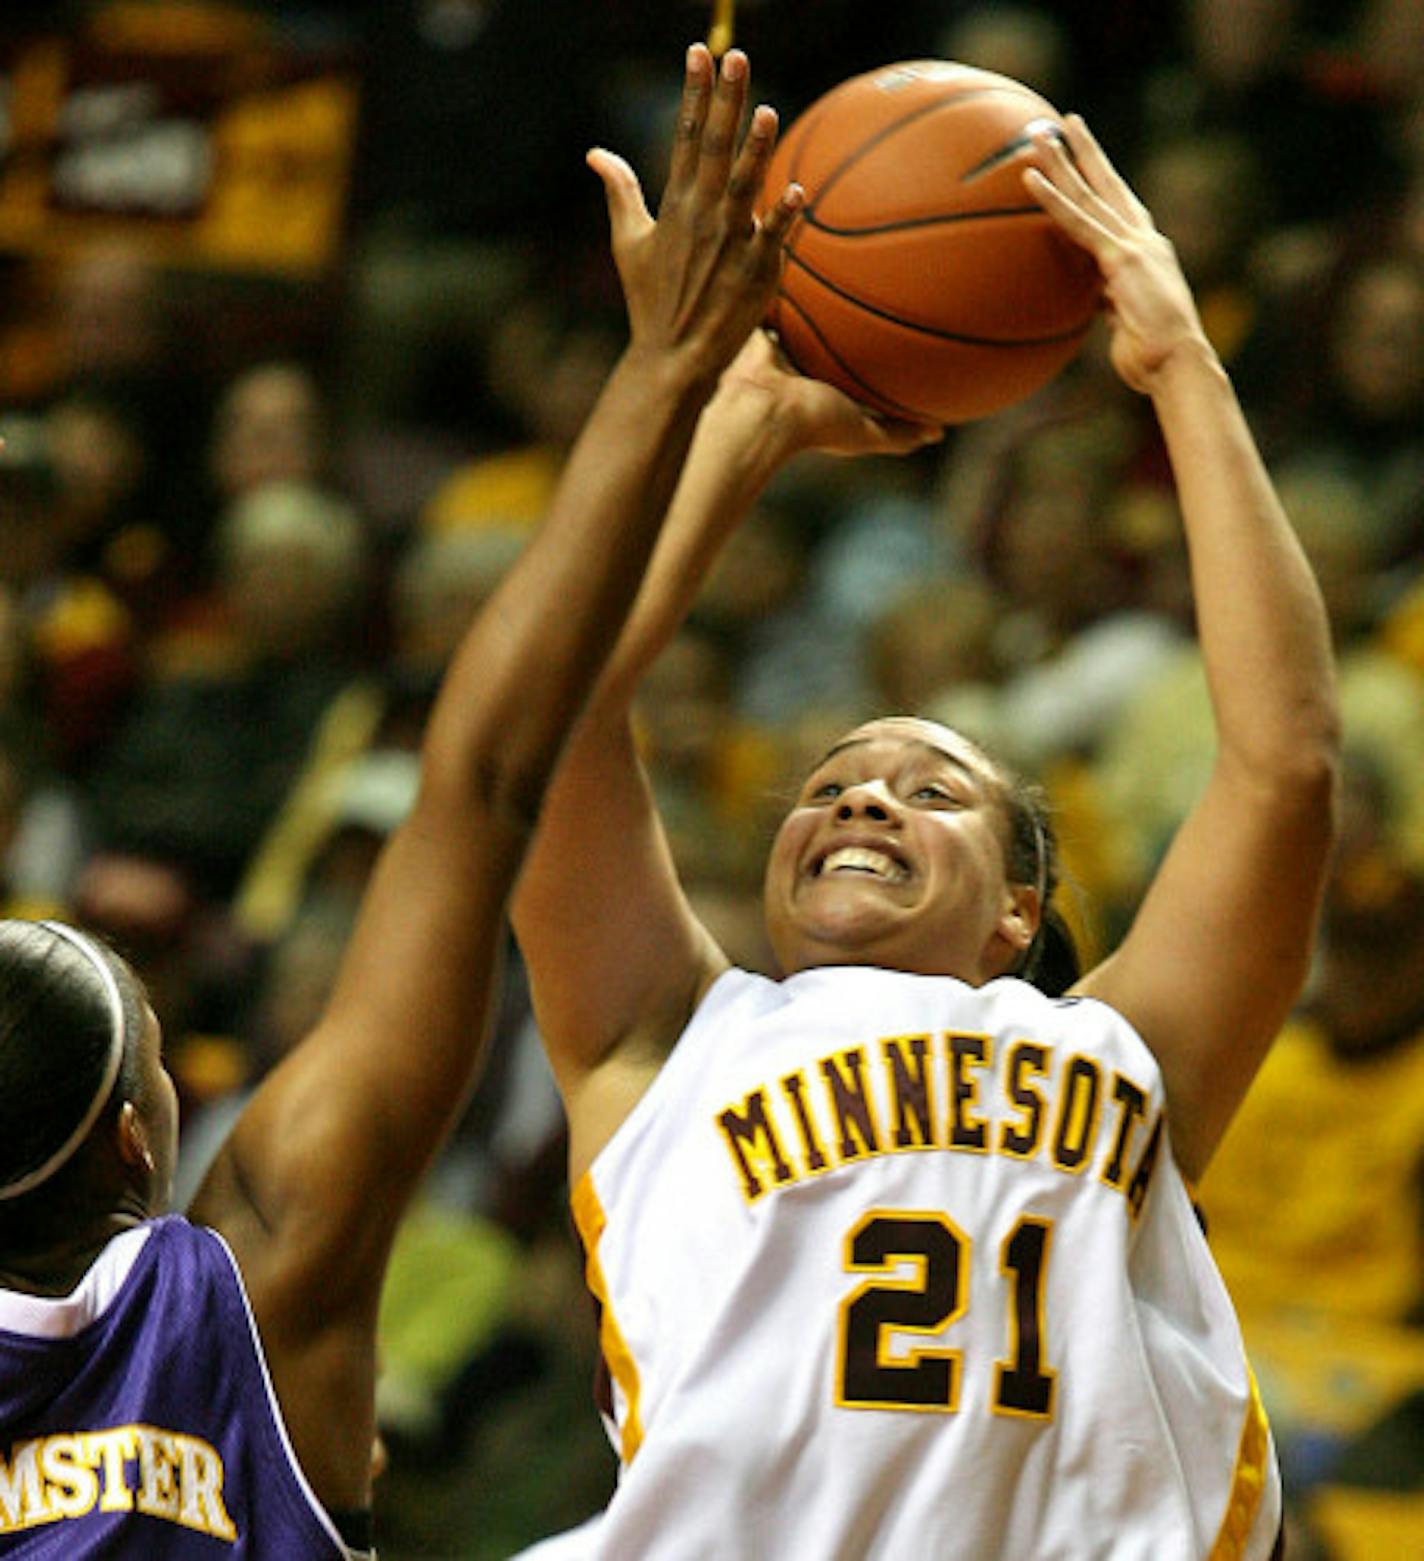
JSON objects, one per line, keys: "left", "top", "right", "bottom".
{"left": 835, "top": 780, "right": 899, "bottom": 823}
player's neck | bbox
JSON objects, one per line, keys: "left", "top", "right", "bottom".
{"left": 0, "top": 1211, "right": 149, "bottom": 1297}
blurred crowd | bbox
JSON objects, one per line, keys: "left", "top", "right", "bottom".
{"left": 1, "top": 2, "right": 1422, "bottom": 1556}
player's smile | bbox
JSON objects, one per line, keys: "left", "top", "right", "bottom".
{"left": 811, "top": 841, "right": 911, "bottom": 884}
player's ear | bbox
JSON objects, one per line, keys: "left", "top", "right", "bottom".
{"left": 116, "top": 1100, "right": 156, "bottom": 1177}
{"left": 993, "top": 881, "right": 1041, "bottom": 968}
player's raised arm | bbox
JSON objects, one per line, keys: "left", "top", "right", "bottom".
{"left": 513, "top": 322, "right": 939, "bottom": 1176}
{"left": 189, "top": 42, "right": 798, "bottom": 1517}
{"left": 1026, "top": 118, "right": 1340, "bottom": 1180}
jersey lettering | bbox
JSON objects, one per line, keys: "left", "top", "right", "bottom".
{"left": 0, "top": 1425, "right": 235, "bottom": 1539}
{"left": 715, "top": 1031, "right": 1162, "bottom": 1216}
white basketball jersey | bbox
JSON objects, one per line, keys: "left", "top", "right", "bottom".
{"left": 564, "top": 966, "right": 1280, "bottom": 1560}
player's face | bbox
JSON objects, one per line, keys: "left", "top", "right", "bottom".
{"left": 764, "top": 717, "right": 1031, "bottom": 981}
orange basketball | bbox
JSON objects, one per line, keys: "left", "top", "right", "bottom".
{"left": 759, "top": 61, "right": 1102, "bottom": 424}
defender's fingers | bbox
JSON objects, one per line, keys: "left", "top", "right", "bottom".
{"left": 743, "top": 182, "right": 803, "bottom": 289}
{"left": 725, "top": 104, "right": 779, "bottom": 223}
{"left": 757, "top": 180, "right": 805, "bottom": 243}
{"left": 665, "top": 43, "right": 715, "bottom": 194}
{"left": 694, "top": 48, "right": 751, "bottom": 197}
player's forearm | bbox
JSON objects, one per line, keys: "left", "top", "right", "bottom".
{"left": 421, "top": 348, "right": 722, "bottom": 822}
{"left": 509, "top": 375, "right": 791, "bottom": 1053}
{"left": 594, "top": 371, "right": 801, "bottom": 709}
{"left": 1152, "top": 341, "right": 1340, "bottom": 783}
{"left": 511, "top": 380, "right": 788, "bottom": 909}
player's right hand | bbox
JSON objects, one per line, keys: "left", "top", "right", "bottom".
{"left": 1022, "top": 115, "right": 1211, "bottom": 397}
{"left": 715, "top": 330, "right": 944, "bottom": 457}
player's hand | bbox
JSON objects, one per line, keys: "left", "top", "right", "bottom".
{"left": 715, "top": 330, "right": 943, "bottom": 457}
{"left": 589, "top": 44, "right": 803, "bottom": 383}
{"left": 1022, "top": 116, "right": 1212, "bottom": 395}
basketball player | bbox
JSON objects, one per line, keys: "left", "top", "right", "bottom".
{"left": 0, "top": 45, "right": 804, "bottom": 1556}
{"left": 511, "top": 118, "right": 1339, "bottom": 1557}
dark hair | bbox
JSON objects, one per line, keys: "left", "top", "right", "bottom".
{"left": 0, "top": 921, "right": 141, "bottom": 1200}
{"left": 996, "top": 771, "right": 1080, "bottom": 997}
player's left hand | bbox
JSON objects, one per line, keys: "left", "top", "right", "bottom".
{"left": 1023, "top": 116, "right": 1212, "bottom": 396}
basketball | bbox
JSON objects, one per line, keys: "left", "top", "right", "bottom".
{"left": 758, "top": 61, "right": 1103, "bottom": 425}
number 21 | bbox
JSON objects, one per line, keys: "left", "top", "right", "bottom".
{"left": 836, "top": 1210, "right": 1057, "bottom": 1419}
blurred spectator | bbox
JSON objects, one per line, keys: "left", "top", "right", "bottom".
{"left": 82, "top": 479, "right": 368, "bottom": 904}
{"left": 1131, "top": 128, "right": 1298, "bottom": 418}
{"left": 339, "top": 0, "right": 609, "bottom": 434}
{"left": 1201, "top": 733, "right": 1424, "bottom": 1503}
{"left": 209, "top": 360, "right": 333, "bottom": 503}
{"left": 726, "top": 477, "right": 951, "bottom": 729}
{"left": 40, "top": 239, "right": 210, "bottom": 554}
{"left": 0, "top": 409, "right": 142, "bottom": 771}
{"left": 930, "top": 412, "right": 1181, "bottom": 776}
{"left": 864, "top": 572, "right": 1003, "bottom": 717}
{"left": 233, "top": 523, "right": 525, "bottom": 943}
{"left": 0, "top": 581, "right": 85, "bottom": 916}
{"left": 419, "top": 291, "right": 625, "bottom": 538}
{"left": 935, "top": 3, "right": 1073, "bottom": 104}
{"left": 173, "top": 891, "right": 359, "bottom": 1210}
{"left": 1271, "top": 251, "right": 1424, "bottom": 569}
{"left": 43, "top": 389, "right": 170, "bottom": 617}
{"left": 1141, "top": 0, "right": 1404, "bottom": 229}
{"left": 632, "top": 625, "right": 783, "bottom": 956}
{"left": 1092, "top": 461, "right": 1398, "bottom": 910}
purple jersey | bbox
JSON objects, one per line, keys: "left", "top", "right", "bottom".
{"left": 0, "top": 1215, "right": 352, "bottom": 1556}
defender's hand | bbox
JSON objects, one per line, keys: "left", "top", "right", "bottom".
{"left": 590, "top": 45, "right": 803, "bottom": 383}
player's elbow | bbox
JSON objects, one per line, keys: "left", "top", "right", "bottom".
{"left": 1221, "top": 692, "right": 1341, "bottom": 859}
{"left": 1237, "top": 681, "right": 1342, "bottom": 798}
{"left": 1284, "top": 690, "right": 1343, "bottom": 814}
{"left": 1260, "top": 705, "right": 1342, "bottom": 848}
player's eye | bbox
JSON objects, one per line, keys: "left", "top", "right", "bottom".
{"left": 810, "top": 780, "right": 843, "bottom": 801}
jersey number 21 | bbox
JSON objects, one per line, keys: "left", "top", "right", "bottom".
{"left": 836, "top": 1210, "right": 1057, "bottom": 1419}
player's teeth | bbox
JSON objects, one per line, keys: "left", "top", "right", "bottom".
{"left": 823, "top": 848, "right": 903, "bottom": 881}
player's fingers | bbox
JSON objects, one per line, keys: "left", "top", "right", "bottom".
{"left": 665, "top": 43, "right": 715, "bottom": 194}
{"left": 1022, "top": 166, "right": 1116, "bottom": 260}
{"left": 1027, "top": 125, "right": 1115, "bottom": 225}
{"left": 588, "top": 148, "right": 652, "bottom": 243}
{"left": 694, "top": 48, "right": 751, "bottom": 197}
{"left": 872, "top": 415, "right": 946, "bottom": 452}
{"left": 1062, "top": 116, "right": 1152, "bottom": 226}
{"left": 725, "top": 104, "right": 779, "bottom": 226}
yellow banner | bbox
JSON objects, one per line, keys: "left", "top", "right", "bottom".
{"left": 0, "top": 26, "right": 357, "bottom": 279}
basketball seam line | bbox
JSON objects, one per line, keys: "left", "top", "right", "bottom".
{"left": 781, "top": 247, "right": 1097, "bottom": 346}
{"left": 799, "top": 203, "right": 1049, "bottom": 238}
{"left": 960, "top": 127, "right": 1058, "bottom": 184}
{"left": 802, "top": 86, "right": 1042, "bottom": 218}
{"left": 776, "top": 293, "right": 926, "bottom": 420}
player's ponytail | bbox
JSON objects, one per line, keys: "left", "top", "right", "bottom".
{"left": 999, "top": 776, "right": 1080, "bottom": 997}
